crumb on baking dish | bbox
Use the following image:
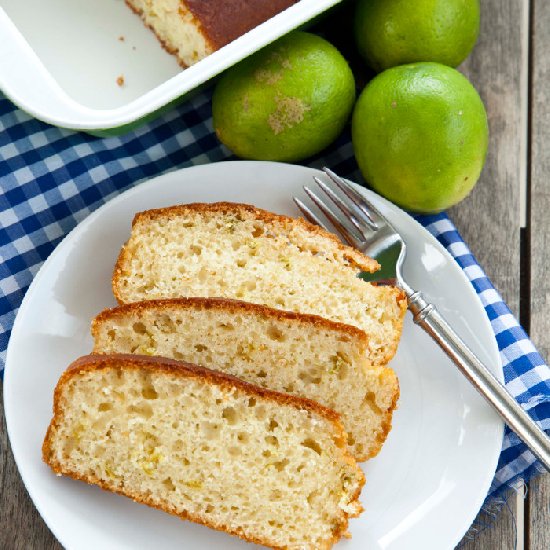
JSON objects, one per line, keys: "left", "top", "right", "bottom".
{"left": 116, "top": 75, "right": 125, "bottom": 87}
{"left": 118, "top": 35, "right": 125, "bottom": 42}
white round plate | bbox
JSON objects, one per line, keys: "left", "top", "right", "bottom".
{"left": 4, "top": 161, "right": 503, "bottom": 550}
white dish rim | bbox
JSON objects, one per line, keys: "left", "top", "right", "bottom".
{"left": 0, "top": 1, "right": 342, "bottom": 130}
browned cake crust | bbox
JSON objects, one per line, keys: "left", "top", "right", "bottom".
{"left": 184, "top": 0, "right": 299, "bottom": 48}
{"left": 125, "top": 1, "right": 299, "bottom": 68}
{"left": 373, "top": 386, "right": 400, "bottom": 457}
{"left": 46, "top": 353, "right": 344, "bottom": 424}
{"left": 112, "top": 202, "right": 380, "bottom": 302}
{"left": 43, "top": 354, "right": 365, "bottom": 549}
{"left": 92, "top": 296, "right": 370, "bottom": 345}
{"left": 124, "top": 1, "right": 188, "bottom": 67}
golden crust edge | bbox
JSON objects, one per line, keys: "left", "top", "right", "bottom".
{"left": 376, "top": 288, "right": 408, "bottom": 365}
{"left": 124, "top": 0, "right": 216, "bottom": 68}
{"left": 40, "top": 459, "right": 359, "bottom": 550}
{"left": 92, "top": 297, "right": 370, "bottom": 350}
{"left": 48, "top": 354, "right": 347, "bottom": 424}
{"left": 108, "top": 288, "right": 408, "bottom": 365}
{"left": 112, "top": 202, "right": 380, "bottom": 295}
{"left": 358, "top": 369, "right": 400, "bottom": 461}
{"left": 42, "top": 354, "right": 364, "bottom": 548}
{"left": 132, "top": 202, "right": 380, "bottom": 271}
{"left": 111, "top": 201, "right": 391, "bottom": 307}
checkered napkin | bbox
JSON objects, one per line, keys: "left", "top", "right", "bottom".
{"left": 1, "top": 89, "right": 548, "bottom": 499}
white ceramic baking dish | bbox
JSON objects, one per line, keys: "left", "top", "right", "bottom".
{"left": 0, "top": 0, "right": 342, "bottom": 134}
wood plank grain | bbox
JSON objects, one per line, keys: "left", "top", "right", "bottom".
{"left": 526, "top": 476, "right": 550, "bottom": 550}
{"left": 450, "top": 0, "right": 529, "bottom": 548}
{"left": 450, "top": 0, "right": 526, "bottom": 314}
{"left": 458, "top": 493, "right": 520, "bottom": 550}
{"left": 0, "top": 385, "right": 61, "bottom": 550}
{"left": 526, "top": 0, "right": 550, "bottom": 547}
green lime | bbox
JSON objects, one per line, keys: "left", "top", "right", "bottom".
{"left": 355, "top": 0, "right": 480, "bottom": 72}
{"left": 212, "top": 32, "right": 355, "bottom": 162}
{"left": 352, "top": 62, "right": 488, "bottom": 213}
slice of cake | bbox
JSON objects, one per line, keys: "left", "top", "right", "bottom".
{"left": 43, "top": 354, "right": 364, "bottom": 549}
{"left": 112, "top": 202, "right": 407, "bottom": 364}
{"left": 92, "top": 297, "right": 400, "bottom": 460}
{"left": 126, "top": 0, "right": 299, "bottom": 67}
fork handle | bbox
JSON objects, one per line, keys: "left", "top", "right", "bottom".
{"left": 408, "top": 290, "right": 550, "bottom": 472}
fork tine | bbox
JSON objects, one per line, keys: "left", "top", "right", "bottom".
{"left": 323, "top": 167, "right": 379, "bottom": 229}
{"left": 313, "top": 176, "right": 374, "bottom": 237}
{"left": 293, "top": 197, "right": 330, "bottom": 232}
{"left": 303, "top": 186, "right": 364, "bottom": 247}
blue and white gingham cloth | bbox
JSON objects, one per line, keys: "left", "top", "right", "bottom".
{"left": 0, "top": 90, "right": 548, "bottom": 499}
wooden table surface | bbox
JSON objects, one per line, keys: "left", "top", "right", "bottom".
{"left": 1, "top": 0, "right": 549, "bottom": 548}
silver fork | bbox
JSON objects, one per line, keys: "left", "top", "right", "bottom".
{"left": 294, "top": 167, "right": 550, "bottom": 471}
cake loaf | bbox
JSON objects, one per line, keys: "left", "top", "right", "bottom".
{"left": 112, "top": 202, "right": 407, "bottom": 364}
{"left": 92, "top": 297, "right": 400, "bottom": 460}
{"left": 126, "top": 0, "right": 298, "bottom": 67}
{"left": 43, "top": 354, "right": 364, "bottom": 549}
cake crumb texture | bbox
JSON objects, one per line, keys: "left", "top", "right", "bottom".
{"left": 43, "top": 354, "right": 364, "bottom": 549}
{"left": 93, "top": 297, "right": 400, "bottom": 460}
{"left": 112, "top": 202, "right": 407, "bottom": 364}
